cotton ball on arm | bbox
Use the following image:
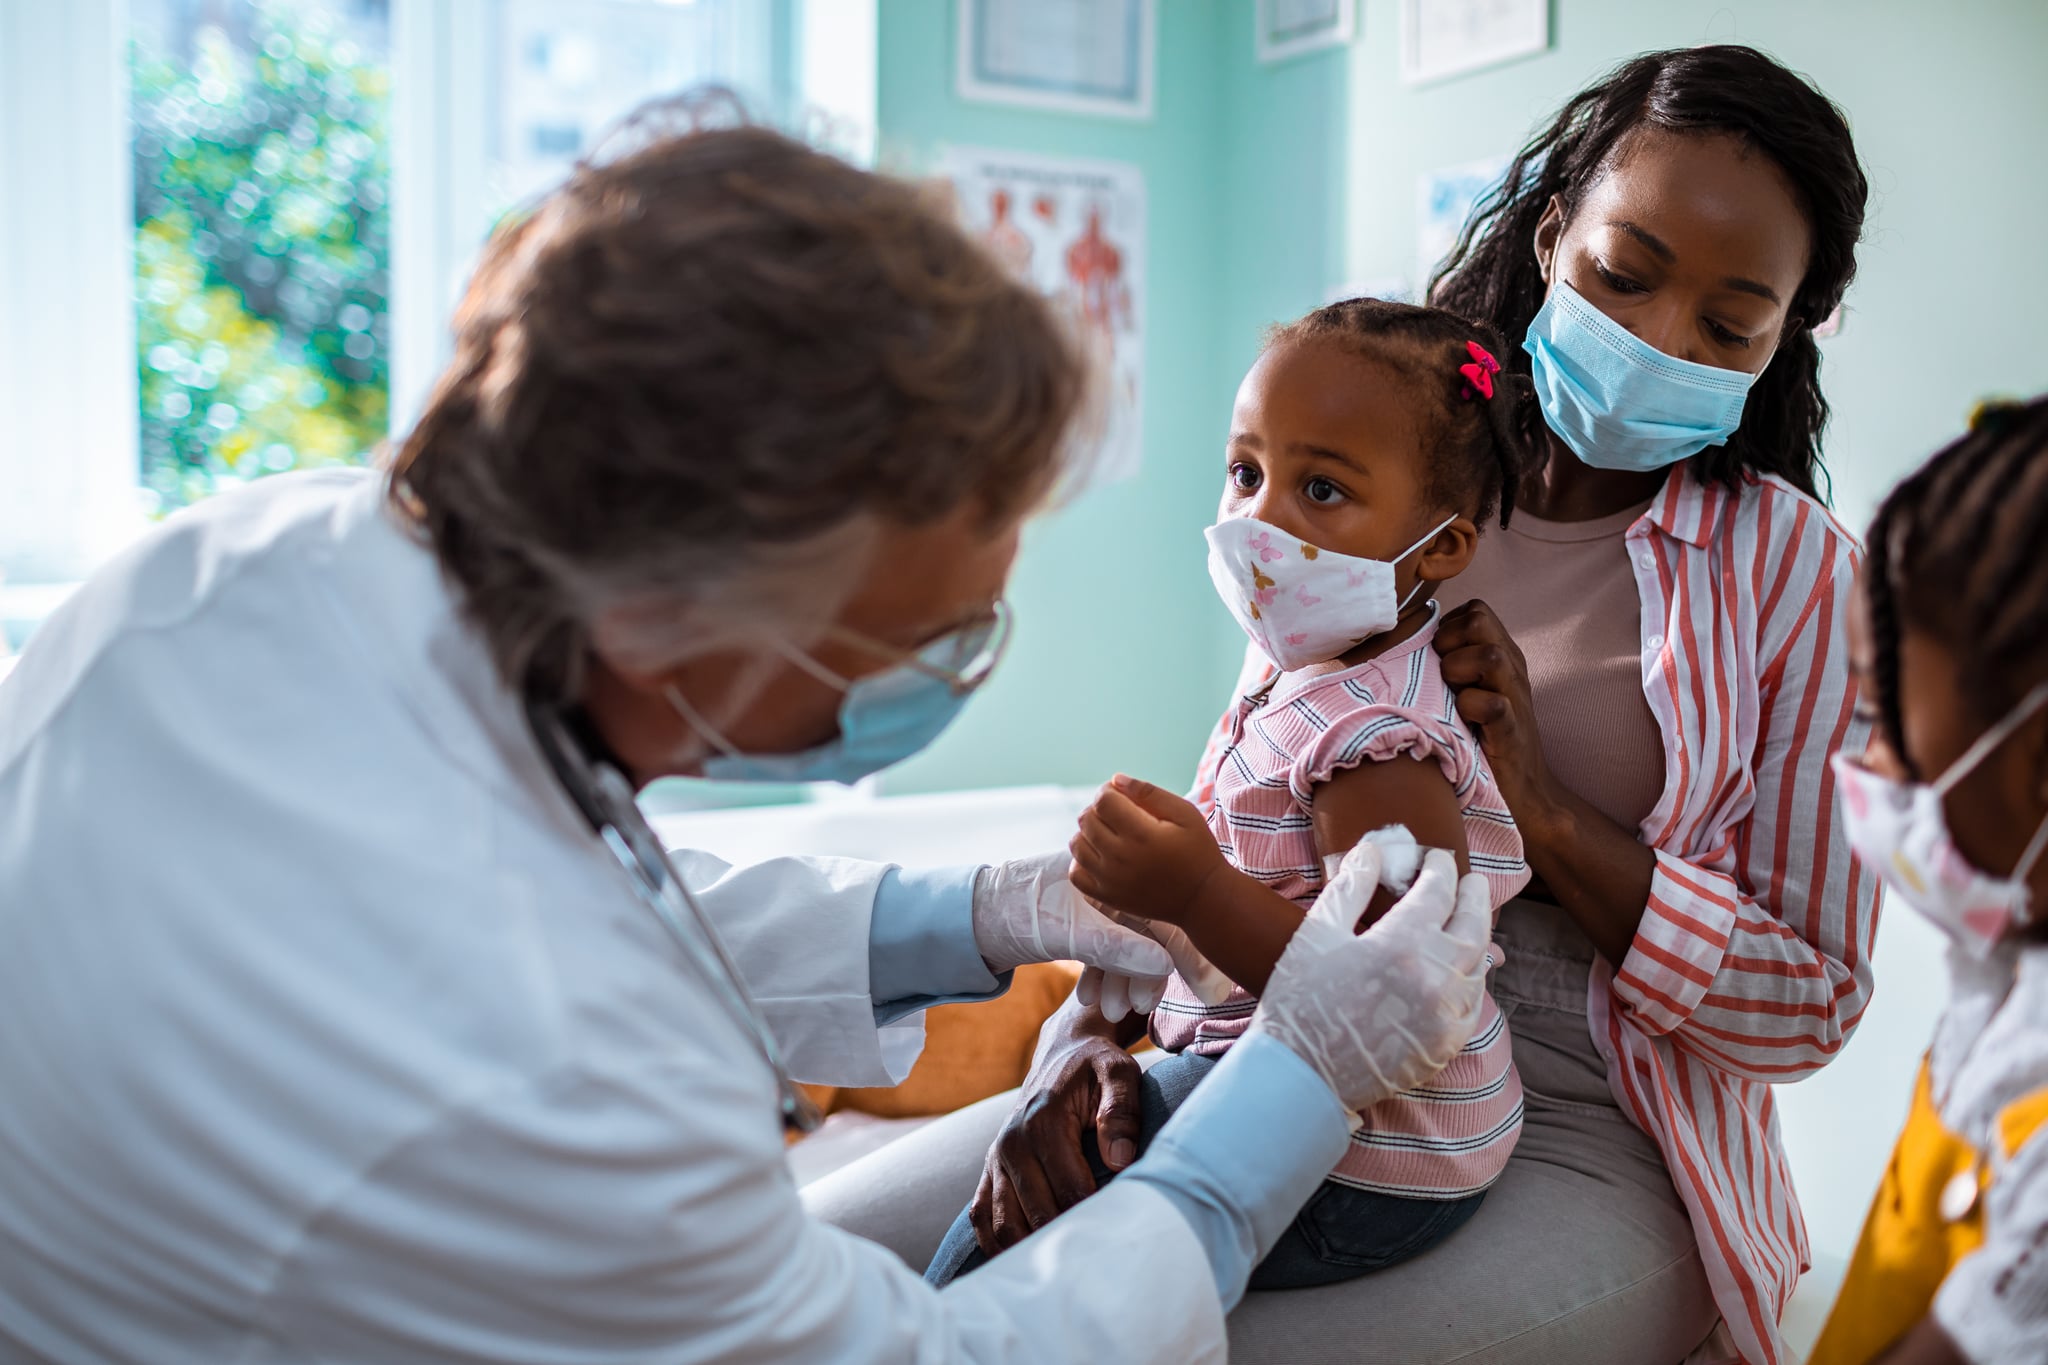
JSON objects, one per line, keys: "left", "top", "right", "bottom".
{"left": 1320, "top": 824, "right": 1426, "bottom": 893}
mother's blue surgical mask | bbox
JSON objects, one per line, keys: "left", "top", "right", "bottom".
{"left": 665, "top": 602, "right": 1011, "bottom": 785}
{"left": 1524, "top": 281, "right": 1759, "bottom": 472}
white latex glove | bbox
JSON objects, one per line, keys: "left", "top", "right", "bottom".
{"left": 1246, "top": 841, "right": 1494, "bottom": 1116}
{"left": 972, "top": 849, "right": 1174, "bottom": 979}
{"left": 1074, "top": 824, "right": 1429, "bottom": 1022}
{"left": 1074, "top": 915, "right": 1231, "bottom": 1022}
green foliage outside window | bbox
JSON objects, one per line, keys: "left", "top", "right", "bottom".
{"left": 131, "top": 1, "right": 389, "bottom": 512}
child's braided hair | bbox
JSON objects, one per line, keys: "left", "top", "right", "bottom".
{"left": 1865, "top": 394, "right": 2048, "bottom": 775}
{"left": 1264, "top": 297, "right": 1538, "bottom": 528}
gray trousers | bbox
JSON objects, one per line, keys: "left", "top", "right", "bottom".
{"left": 804, "top": 899, "right": 1721, "bottom": 1363}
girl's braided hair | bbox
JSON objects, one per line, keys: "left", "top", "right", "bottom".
{"left": 1865, "top": 395, "right": 2048, "bottom": 776}
{"left": 1265, "top": 297, "right": 1537, "bottom": 528}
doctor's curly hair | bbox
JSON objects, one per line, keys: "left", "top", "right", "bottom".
{"left": 390, "top": 93, "right": 1086, "bottom": 704}
{"left": 1430, "top": 44, "right": 1867, "bottom": 504}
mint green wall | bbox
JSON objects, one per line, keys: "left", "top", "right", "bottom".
{"left": 875, "top": 0, "right": 1241, "bottom": 796}
{"left": 1215, "top": 26, "right": 1352, "bottom": 414}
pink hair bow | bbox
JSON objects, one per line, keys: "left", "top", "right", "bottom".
{"left": 1459, "top": 341, "right": 1501, "bottom": 400}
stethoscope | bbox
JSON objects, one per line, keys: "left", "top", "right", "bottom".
{"left": 526, "top": 696, "right": 824, "bottom": 1136}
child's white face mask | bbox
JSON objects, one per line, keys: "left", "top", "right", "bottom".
{"left": 1831, "top": 680, "right": 2048, "bottom": 957}
{"left": 1204, "top": 512, "right": 1454, "bottom": 673}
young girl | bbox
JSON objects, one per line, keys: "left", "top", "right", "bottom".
{"left": 1810, "top": 396, "right": 2048, "bottom": 1365}
{"left": 927, "top": 297, "right": 1535, "bottom": 1288}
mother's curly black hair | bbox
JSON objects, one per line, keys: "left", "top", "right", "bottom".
{"left": 1430, "top": 45, "right": 1868, "bottom": 503}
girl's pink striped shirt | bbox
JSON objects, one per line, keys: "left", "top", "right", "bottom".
{"left": 1154, "top": 613, "right": 1532, "bottom": 1199}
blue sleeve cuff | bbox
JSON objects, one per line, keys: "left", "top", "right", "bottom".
{"left": 868, "top": 864, "right": 1010, "bottom": 1026}
{"left": 1123, "top": 1031, "right": 1352, "bottom": 1309}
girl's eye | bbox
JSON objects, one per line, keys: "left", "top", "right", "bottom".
{"left": 1228, "top": 462, "right": 1261, "bottom": 491}
{"left": 1304, "top": 476, "right": 1342, "bottom": 505}
{"left": 1706, "top": 318, "right": 1754, "bottom": 349}
{"left": 1593, "top": 262, "right": 1646, "bottom": 295}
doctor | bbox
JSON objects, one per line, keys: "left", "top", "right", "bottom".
{"left": 0, "top": 118, "right": 1495, "bottom": 1362}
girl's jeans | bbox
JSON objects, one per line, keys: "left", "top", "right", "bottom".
{"left": 923, "top": 1050, "right": 1487, "bottom": 1291}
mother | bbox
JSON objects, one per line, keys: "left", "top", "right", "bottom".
{"left": 809, "top": 45, "right": 1875, "bottom": 1364}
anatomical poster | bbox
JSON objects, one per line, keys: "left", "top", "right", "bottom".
{"left": 939, "top": 146, "right": 1146, "bottom": 486}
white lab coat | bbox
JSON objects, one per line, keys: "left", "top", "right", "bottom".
{"left": 0, "top": 470, "right": 1224, "bottom": 1363}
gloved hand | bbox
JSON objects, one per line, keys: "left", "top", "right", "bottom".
{"left": 1075, "top": 823, "right": 1434, "bottom": 1021}
{"left": 972, "top": 849, "right": 1175, "bottom": 979}
{"left": 1074, "top": 916, "right": 1233, "bottom": 1022}
{"left": 1246, "top": 840, "right": 1494, "bottom": 1116}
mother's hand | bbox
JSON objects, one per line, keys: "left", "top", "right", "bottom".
{"left": 1436, "top": 598, "right": 1659, "bottom": 963}
{"left": 968, "top": 1021, "right": 1142, "bottom": 1256}
{"left": 1434, "top": 600, "right": 1560, "bottom": 834}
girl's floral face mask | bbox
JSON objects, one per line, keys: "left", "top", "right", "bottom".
{"left": 1203, "top": 513, "right": 1452, "bottom": 673}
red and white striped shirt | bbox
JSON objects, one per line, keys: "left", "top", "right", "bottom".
{"left": 1542, "top": 470, "right": 1873, "bottom": 1365}
{"left": 1158, "top": 614, "right": 1531, "bottom": 1198}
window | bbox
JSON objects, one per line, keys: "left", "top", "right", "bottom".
{"left": 486, "top": 0, "right": 773, "bottom": 210}
{"left": 0, "top": 0, "right": 873, "bottom": 662}
{"left": 130, "top": 0, "right": 393, "bottom": 514}
{"left": 386, "top": 0, "right": 785, "bottom": 430}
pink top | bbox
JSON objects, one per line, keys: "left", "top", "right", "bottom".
{"left": 1439, "top": 499, "right": 1667, "bottom": 835}
{"left": 1157, "top": 612, "right": 1531, "bottom": 1198}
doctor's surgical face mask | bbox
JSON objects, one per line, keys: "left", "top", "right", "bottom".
{"left": 664, "top": 604, "right": 1011, "bottom": 784}
{"left": 1523, "top": 282, "right": 1759, "bottom": 473}
{"left": 1206, "top": 513, "right": 1455, "bottom": 673}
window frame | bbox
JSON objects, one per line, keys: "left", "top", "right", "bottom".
{"left": 0, "top": 0, "right": 143, "bottom": 610}
{"left": 392, "top": 0, "right": 874, "bottom": 435}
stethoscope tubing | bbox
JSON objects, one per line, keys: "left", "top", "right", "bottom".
{"left": 527, "top": 699, "right": 823, "bottom": 1135}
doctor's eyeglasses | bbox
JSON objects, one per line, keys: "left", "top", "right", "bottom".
{"left": 797, "top": 599, "right": 1013, "bottom": 698}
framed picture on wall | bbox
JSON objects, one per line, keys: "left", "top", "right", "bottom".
{"left": 1417, "top": 154, "right": 1514, "bottom": 286}
{"left": 1400, "top": 0, "right": 1549, "bottom": 85}
{"left": 1256, "top": 0, "right": 1356, "bottom": 64}
{"left": 956, "top": 0, "right": 1155, "bottom": 120}
{"left": 939, "top": 146, "right": 1147, "bottom": 484}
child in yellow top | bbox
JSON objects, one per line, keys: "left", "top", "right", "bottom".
{"left": 1812, "top": 395, "right": 2048, "bottom": 1365}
